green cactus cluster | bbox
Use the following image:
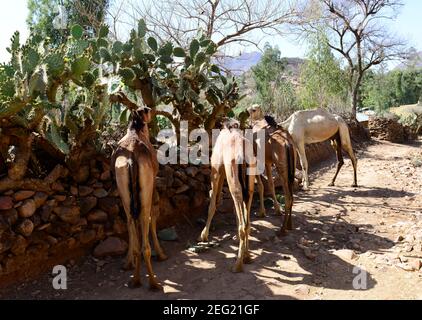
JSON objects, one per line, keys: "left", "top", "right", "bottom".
{"left": 1, "top": 19, "right": 242, "bottom": 178}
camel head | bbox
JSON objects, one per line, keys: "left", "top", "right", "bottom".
{"left": 247, "top": 104, "right": 264, "bottom": 121}
{"left": 221, "top": 117, "right": 240, "bottom": 130}
{"left": 129, "top": 106, "right": 152, "bottom": 132}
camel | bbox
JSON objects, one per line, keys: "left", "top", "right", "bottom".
{"left": 198, "top": 118, "right": 257, "bottom": 272}
{"left": 247, "top": 105, "right": 296, "bottom": 234}
{"left": 111, "top": 106, "right": 166, "bottom": 290}
{"left": 275, "top": 107, "right": 357, "bottom": 190}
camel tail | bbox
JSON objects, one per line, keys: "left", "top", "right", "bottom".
{"left": 238, "top": 163, "right": 249, "bottom": 204}
{"left": 127, "top": 155, "right": 140, "bottom": 219}
{"left": 286, "top": 143, "right": 295, "bottom": 195}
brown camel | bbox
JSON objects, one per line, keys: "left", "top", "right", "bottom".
{"left": 198, "top": 118, "right": 257, "bottom": 272}
{"left": 247, "top": 105, "right": 296, "bottom": 235}
{"left": 111, "top": 107, "right": 166, "bottom": 290}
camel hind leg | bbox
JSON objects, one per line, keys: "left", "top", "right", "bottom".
{"left": 150, "top": 203, "right": 167, "bottom": 261}
{"left": 329, "top": 132, "right": 344, "bottom": 186}
{"left": 296, "top": 142, "right": 309, "bottom": 190}
{"left": 266, "top": 163, "right": 282, "bottom": 215}
{"left": 199, "top": 165, "right": 224, "bottom": 242}
{"left": 256, "top": 175, "right": 266, "bottom": 218}
{"left": 339, "top": 124, "right": 358, "bottom": 187}
{"left": 139, "top": 162, "right": 162, "bottom": 291}
{"left": 225, "top": 162, "right": 247, "bottom": 273}
{"left": 115, "top": 164, "right": 136, "bottom": 271}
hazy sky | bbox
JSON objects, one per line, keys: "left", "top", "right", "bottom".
{"left": 0, "top": 0, "right": 421, "bottom": 63}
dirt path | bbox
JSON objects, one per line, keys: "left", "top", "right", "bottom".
{"left": 1, "top": 139, "right": 422, "bottom": 300}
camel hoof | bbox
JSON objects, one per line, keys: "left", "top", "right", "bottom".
{"left": 197, "top": 232, "right": 208, "bottom": 243}
{"left": 276, "top": 228, "right": 288, "bottom": 237}
{"left": 149, "top": 280, "right": 163, "bottom": 291}
{"left": 352, "top": 184, "right": 358, "bottom": 188}
{"left": 255, "top": 212, "right": 266, "bottom": 218}
{"left": 157, "top": 253, "right": 168, "bottom": 262}
{"left": 121, "top": 262, "right": 134, "bottom": 271}
{"left": 231, "top": 265, "right": 243, "bottom": 273}
{"left": 328, "top": 183, "right": 334, "bottom": 187}
{"left": 127, "top": 278, "right": 142, "bottom": 289}
{"left": 243, "top": 255, "right": 254, "bottom": 264}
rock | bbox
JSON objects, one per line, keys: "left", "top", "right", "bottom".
{"left": 70, "top": 186, "right": 78, "bottom": 196}
{"left": 11, "top": 235, "right": 28, "bottom": 255}
{"left": 79, "top": 230, "right": 97, "bottom": 244}
{"left": 175, "top": 185, "right": 190, "bottom": 194}
{"left": 98, "top": 197, "right": 120, "bottom": 217}
{"left": 13, "top": 191, "right": 35, "bottom": 201}
{"left": 185, "top": 166, "right": 199, "bottom": 177}
{"left": 295, "top": 284, "right": 310, "bottom": 295}
{"left": 51, "top": 182, "right": 65, "bottom": 192}
{"left": 396, "top": 262, "right": 416, "bottom": 271}
{"left": 304, "top": 248, "right": 317, "bottom": 260}
{"left": 93, "top": 188, "right": 108, "bottom": 198}
{"left": 409, "top": 259, "right": 422, "bottom": 271}
{"left": 79, "top": 186, "right": 94, "bottom": 197}
{"left": 46, "top": 235, "right": 58, "bottom": 246}
{"left": 171, "top": 194, "right": 190, "bottom": 209}
{"left": 113, "top": 217, "right": 127, "bottom": 235}
{"left": 333, "top": 249, "right": 357, "bottom": 260}
{"left": 158, "top": 227, "right": 178, "bottom": 241}
{"left": 54, "top": 206, "right": 81, "bottom": 225}
{"left": 191, "top": 191, "right": 206, "bottom": 208}
{"left": 100, "top": 170, "right": 111, "bottom": 181}
{"left": 173, "top": 178, "right": 184, "bottom": 188}
{"left": 33, "top": 192, "right": 48, "bottom": 208}
{"left": 395, "top": 235, "right": 404, "bottom": 242}
{"left": 40, "top": 204, "right": 54, "bottom": 223}
{"left": 1, "top": 208, "right": 18, "bottom": 225}
{"left": 0, "top": 196, "right": 13, "bottom": 210}
{"left": 79, "top": 196, "right": 97, "bottom": 215}
{"left": 93, "top": 237, "right": 128, "bottom": 258}
{"left": 87, "top": 209, "right": 108, "bottom": 223}
{"left": 17, "top": 199, "right": 36, "bottom": 218}
{"left": 75, "top": 165, "right": 90, "bottom": 183}
{"left": 0, "top": 232, "right": 13, "bottom": 254}
{"left": 67, "top": 237, "right": 77, "bottom": 249}
{"left": 155, "top": 177, "right": 167, "bottom": 191}
{"left": 17, "top": 219, "right": 34, "bottom": 237}
{"left": 218, "top": 198, "right": 234, "bottom": 213}
{"left": 53, "top": 195, "right": 67, "bottom": 202}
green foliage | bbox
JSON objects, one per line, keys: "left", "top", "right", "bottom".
{"left": 1, "top": 18, "right": 242, "bottom": 175}
{"left": 27, "top": 0, "right": 110, "bottom": 46}
{"left": 252, "top": 43, "right": 287, "bottom": 107}
{"left": 298, "top": 31, "right": 348, "bottom": 109}
{"left": 361, "top": 69, "right": 422, "bottom": 112}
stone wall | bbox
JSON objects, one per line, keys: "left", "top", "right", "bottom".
{"left": 0, "top": 163, "right": 210, "bottom": 287}
{"left": 368, "top": 116, "right": 416, "bottom": 143}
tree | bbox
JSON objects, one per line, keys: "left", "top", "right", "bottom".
{"left": 298, "top": 0, "right": 407, "bottom": 118}
{"left": 251, "top": 44, "right": 298, "bottom": 118}
{"left": 27, "top": 0, "right": 110, "bottom": 44}
{"left": 361, "top": 68, "right": 422, "bottom": 111}
{"left": 298, "top": 30, "right": 348, "bottom": 109}
{"left": 110, "top": 0, "right": 296, "bottom": 54}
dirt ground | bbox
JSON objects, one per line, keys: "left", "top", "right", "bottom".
{"left": 1, "top": 139, "right": 421, "bottom": 300}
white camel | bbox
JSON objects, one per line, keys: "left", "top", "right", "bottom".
{"left": 248, "top": 105, "right": 358, "bottom": 190}
{"left": 283, "top": 108, "right": 358, "bottom": 189}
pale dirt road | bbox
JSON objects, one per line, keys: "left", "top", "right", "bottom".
{"left": 1, "top": 139, "right": 421, "bottom": 300}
